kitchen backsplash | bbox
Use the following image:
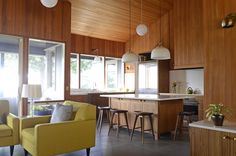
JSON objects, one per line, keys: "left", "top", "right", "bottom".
{"left": 169, "top": 69, "right": 204, "bottom": 94}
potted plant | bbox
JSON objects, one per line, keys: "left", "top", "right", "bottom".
{"left": 33, "top": 105, "right": 53, "bottom": 116}
{"left": 205, "top": 103, "right": 231, "bottom": 126}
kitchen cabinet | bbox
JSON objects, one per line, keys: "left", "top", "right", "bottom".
{"left": 190, "top": 127, "right": 236, "bottom": 156}
{"left": 173, "top": 0, "right": 204, "bottom": 69}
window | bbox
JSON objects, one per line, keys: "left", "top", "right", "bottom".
{"left": 80, "top": 55, "right": 104, "bottom": 90}
{"left": 0, "top": 34, "right": 22, "bottom": 115}
{"left": 138, "top": 61, "right": 157, "bottom": 93}
{"left": 124, "top": 63, "right": 135, "bottom": 92}
{"left": 70, "top": 53, "right": 79, "bottom": 89}
{"left": 105, "top": 58, "right": 124, "bottom": 89}
{"left": 28, "top": 39, "right": 65, "bottom": 100}
{"left": 70, "top": 54, "right": 125, "bottom": 93}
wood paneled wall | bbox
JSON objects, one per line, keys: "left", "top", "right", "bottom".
{"left": 0, "top": 0, "right": 71, "bottom": 115}
{"left": 125, "top": 13, "right": 171, "bottom": 55}
{"left": 173, "top": 0, "right": 204, "bottom": 69}
{"left": 71, "top": 34, "right": 125, "bottom": 58}
{"left": 0, "top": 0, "right": 70, "bottom": 41}
{"left": 203, "top": 0, "right": 236, "bottom": 121}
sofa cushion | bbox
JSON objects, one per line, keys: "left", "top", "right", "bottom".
{"left": 64, "top": 101, "right": 96, "bottom": 121}
{"left": 22, "top": 128, "right": 34, "bottom": 143}
{"left": 50, "top": 104, "right": 73, "bottom": 123}
{"left": 0, "top": 124, "right": 12, "bottom": 137}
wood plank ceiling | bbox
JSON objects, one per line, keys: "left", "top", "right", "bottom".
{"left": 69, "top": 0, "right": 173, "bottom": 42}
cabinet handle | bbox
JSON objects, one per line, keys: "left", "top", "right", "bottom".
{"left": 222, "top": 136, "right": 231, "bottom": 140}
{"left": 233, "top": 137, "right": 236, "bottom": 141}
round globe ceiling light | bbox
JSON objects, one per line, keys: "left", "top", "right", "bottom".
{"left": 136, "top": 24, "right": 148, "bottom": 36}
{"left": 40, "top": 0, "right": 58, "bottom": 8}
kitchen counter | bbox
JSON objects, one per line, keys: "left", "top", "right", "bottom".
{"left": 100, "top": 93, "right": 194, "bottom": 101}
{"left": 189, "top": 120, "right": 236, "bottom": 133}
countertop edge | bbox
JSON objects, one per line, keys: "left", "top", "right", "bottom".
{"left": 100, "top": 94, "right": 190, "bottom": 101}
{"left": 189, "top": 120, "right": 236, "bottom": 134}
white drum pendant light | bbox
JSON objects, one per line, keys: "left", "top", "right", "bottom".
{"left": 151, "top": 0, "right": 170, "bottom": 60}
{"left": 136, "top": 0, "right": 148, "bottom": 36}
{"left": 40, "top": 0, "right": 58, "bottom": 8}
{"left": 122, "top": 0, "right": 138, "bottom": 63}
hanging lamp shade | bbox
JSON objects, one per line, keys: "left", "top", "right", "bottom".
{"left": 151, "top": 0, "right": 170, "bottom": 60}
{"left": 121, "top": 0, "right": 138, "bottom": 63}
{"left": 40, "top": 0, "right": 58, "bottom": 8}
{"left": 122, "top": 51, "right": 139, "bottom": 63}
{"left": 151, "top": 43, "right": 171, "bottom": 60}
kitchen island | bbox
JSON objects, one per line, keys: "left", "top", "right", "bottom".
{"left": 101, "top": 94, "right": 192, "bottom": 139}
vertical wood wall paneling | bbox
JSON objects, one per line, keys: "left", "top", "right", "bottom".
{"left": 0, "top": 0, "right": 71, "bottom": 115}
{"left": 173, "top": 0, "right": 204, "bottom": 69}
{"left": 62, "top": 1, "right": 72, "bottom": 101}
{"left": 204, "top": 0, "right": 236, "bottom": 121}
{"left": 71, "top": 34, "right": 126, "bottom": 58}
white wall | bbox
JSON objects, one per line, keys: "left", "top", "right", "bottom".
{"left": 169, "top": 69, "right": 204, "bottom": 94}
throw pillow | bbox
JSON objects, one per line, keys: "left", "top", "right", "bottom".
{"left": 50, "top": 104, "right": 73, "bottom": 123}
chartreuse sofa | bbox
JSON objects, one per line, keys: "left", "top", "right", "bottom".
{"left": 0, "top": 100, "right": 19, "bottom": 156}
{"left": 20, "top": 101, "right": 96, "bottom": 156}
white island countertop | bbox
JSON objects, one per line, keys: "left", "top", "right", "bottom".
{"left": 100, "top": 94, "right": 196, "bottom": 101}
{"left": 189, "top": 120, "right": 236, "bottom": 134}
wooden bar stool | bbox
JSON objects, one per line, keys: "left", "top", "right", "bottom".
{"left": 108, "top": 109, "right": 130, "bottom": 137}
{"left": 173, "top": 111, "right": 194, "bottom": 140}
{"left": 130, "top": 111, "right": 155, "bottom": 144}
{"left": 96, "top": 106, "right": 111, "bottom": 133}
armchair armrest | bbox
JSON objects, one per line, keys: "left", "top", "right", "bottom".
{"left": 34, "top": 120, "right": 96, "bottom": 156}
{"left": 20, "top": 115, "right": 51, "bottom": 130}
{"left": 7, "top": 113, "right": 20, "bottom": 144}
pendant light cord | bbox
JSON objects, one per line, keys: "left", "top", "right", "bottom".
{"left": 141, "top": 0, "right": 143, "bottom": 23}
{"left": 159, "top": 0, "right": 162, "bottom": 45}
{"left": 129, "top": 0, "right": 131, "bottom": 51}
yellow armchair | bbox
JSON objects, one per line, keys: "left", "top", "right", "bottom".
{"left": 0, "top": 100, "right": 20, "bottom": 156}
{"left": 20, "top": 101, "right": 96, "bottom": 156}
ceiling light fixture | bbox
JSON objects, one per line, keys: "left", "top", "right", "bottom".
{"left": 122, "top": 0, "right": 139, "bottom": 63}
{"left": 151, "top": 0, "right": 170, "bottom": 60}
{"left": 136, "top": 0, "right": 148, "bottom": 36}
{"left": 40, "top": 0, "right": 58, "bottom": 8}
{"left": 92, "top": 49, "right": 102, "bottom": 62}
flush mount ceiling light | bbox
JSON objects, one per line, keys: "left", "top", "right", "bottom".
{"left": 136, "top": 0, "right": 148, "bottom": 36}
{"left": 40, "top": 0, "right": 58, "bottom": 8}
{"left": 122, "top": 0, "right": 139, "bottom": 63}
{"left": 151, "top": 0, "right": 170, "bottom": 60}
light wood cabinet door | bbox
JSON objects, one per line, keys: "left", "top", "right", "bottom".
{"left": 110, "top": 98, "right": 121, "bottom": 109}
{"left": 173, "top": 0, "right": 204, "bottom": 69}
{"left": 130, "top": 100, "right": 142, "bottom": 112}
{"left": 142, "top": 100, "right": 158, "bottom": 114}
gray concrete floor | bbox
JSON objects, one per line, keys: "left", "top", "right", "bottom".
{"left": 0, "top": 124, "right": 190, "bottom": 156}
